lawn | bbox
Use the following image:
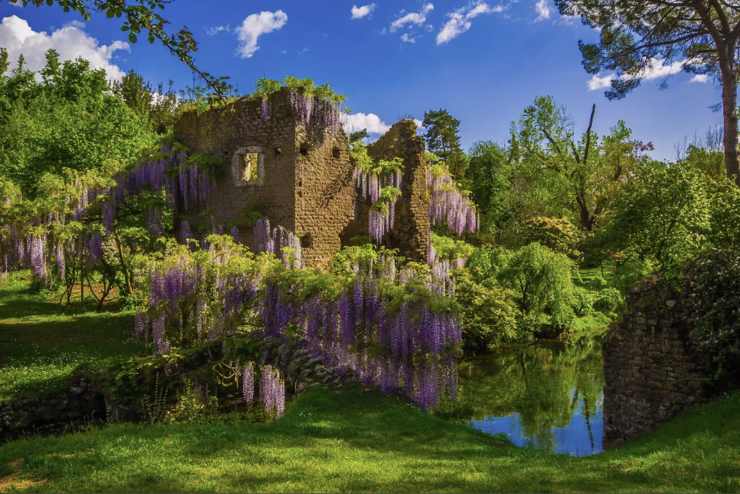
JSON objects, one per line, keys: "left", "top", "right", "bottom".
{"left": 0, "top": 274, "right": 738, "bottom": 493}
{"left": 0, "top": 272, "right": 144, "bottom": 401}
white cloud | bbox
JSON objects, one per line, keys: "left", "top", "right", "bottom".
{"left": 236, "top": 10, "right": 288, "bottom": 59}
{"left": 690, "top": 74, "right": 709, "bottom": 84}
{"left": 0, "top": 15, "right": 129, "bottom": 81}
{"left": 390, "top": 3, "right": 434, "bottom": 32}
{"left": 436, "top": 2, "right": 503, "bottom": 45}
{"left": 535, "top": 0, "right": 552, "bottom": 21}
{"left": 413, "top": 119, "right": 423, "bottom": 128}
{"left": 341, "top": 112, "right": 391, "bottom": 135}
{"left": 587, "top": 58, "right": 698, "bottom": 90}
{"left": 351, "top": 4, "right": 376, "bottom": 20}
{"left": 400, "top": 33, "right": 416, "bottom": 43}
{"left": 587, "top": 73, "right": 614, "bottom": 90}
{"left": 206, "top": 25, "right": 231, "bottom": 36}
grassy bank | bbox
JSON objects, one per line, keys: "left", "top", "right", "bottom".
{"left": 0, "top": 275, "right": 738, "bottom": 493}
{"left": 1, "top": 387, "right": 738, "bottom": 493}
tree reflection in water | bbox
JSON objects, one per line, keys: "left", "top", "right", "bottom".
{"left": 447, "top": 339, "right": 604, "bottom": 456}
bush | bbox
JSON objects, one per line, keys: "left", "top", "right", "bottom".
{"left": 498, "top": 243, "right": 577, "bottom": 334}
{"left": 454, "top": 271, "right": 519, "bottom": 351}
{"left": 683, "top": 250, "right": 740, "bottom": 391}
{"left": 592, "top": 287, "right": 624, "bottom": 316}
{"left": 522, "top": 216, "right": 582, "bottom": 258}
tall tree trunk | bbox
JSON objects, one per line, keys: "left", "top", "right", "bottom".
{"left": 721, "top": 67, "right": 739, "bottom": 184}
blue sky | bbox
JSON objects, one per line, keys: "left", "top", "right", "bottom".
{"left": 1, "top": 0, "right": 723, "bottom": 160}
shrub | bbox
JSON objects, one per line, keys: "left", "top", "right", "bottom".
{"left": 522, "top": 216, "right": 582, "bottom": 258}
{"left": 683, "top": 249, "right": 740, "bottom": 391}
{"left": 454, "top": 271, "right": 519, "bottom": 351}
{"left": 498, "top": 243, "right": 577, "bottom": 334}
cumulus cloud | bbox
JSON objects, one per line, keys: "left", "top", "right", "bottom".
{"left": 690, "top": 74, "right": 709, "bottom": 84}
{"left": 0, "top": 15, "right": 129, "bottom": 81}
{"left": 587, "top": 58, "right": 696, "bottom": 91}
{"left": 436, "top": 2, "right": 503, "bottom": 45}
{"left": 535, "top": 0, "right": 552, "bottom": 21}
{"left": 351, "top": 4, "right": 376, "bottom": 20}
{"left": 236, "top": 10, "right": 288, "bottom": 59}
{"left": 390, "top": 3, "right": 434, "bottom": 32}
{"left": 341, "top": 112, "right": 391, "bottom": 135}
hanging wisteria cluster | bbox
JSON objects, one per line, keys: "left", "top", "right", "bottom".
{"left": 259, "top": 271, "right": 460, "bottom": 409}
{"left": 103, "top": 146, "right": 212, "bottom": 235}
{"left": 258, "top": 364, "right": 286, "bottom": 417}
{"left": 135, "top": 239, "right": 262, "bottom": 353}
{"left": 428, "top": 167, "right": 479, "bottom": 236}
{"left": 289, "top": 92, "right": 341, "bottom": 130}
{"left": 252, "top": 218, "right": 303, "bottom": 268}
{"left": 353, "top": 151, "right": 404, "bottom": 243}
{"left": 426, "top": 243, "right": 468, "bottom": 296}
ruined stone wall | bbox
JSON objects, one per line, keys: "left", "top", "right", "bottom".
{"left": 367, "top": 120, "right": 431, "bottom": 262}
{"left": 294, "top": 124, "right": 356, "bottom": 268}
{"left": 174, "top": 90, "right": 357, "bottom": 267}
{"left": 604, "top": 279, "right": 709, "bottom": 447}
{"left": 174, "top": 92, "right": 298, "bottom": 238}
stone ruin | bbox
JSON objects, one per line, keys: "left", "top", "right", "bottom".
{"left": 174, "top": 88, "right": 430, "bottom": 268}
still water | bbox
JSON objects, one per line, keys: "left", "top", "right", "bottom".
{"left": 454, "top": 341, "right": 604, "bottom": 457}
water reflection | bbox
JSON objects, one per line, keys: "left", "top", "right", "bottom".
{"left": 453, "top": 340, "right": 604, "bottom": 457}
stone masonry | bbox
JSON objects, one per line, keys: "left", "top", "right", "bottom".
{"left": 603, "top": 278, "right": 710, "bottom": 447}
{"left": 174, "top": 89, "right": 430, "bottom": 268}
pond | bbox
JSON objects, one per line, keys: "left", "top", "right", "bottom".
{"left": 448, "top": 340, "right": 604, "bottom": 457}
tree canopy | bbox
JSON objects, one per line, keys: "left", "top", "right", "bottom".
{"left": 556, "top": 0, "right": 740, "bottom": 184}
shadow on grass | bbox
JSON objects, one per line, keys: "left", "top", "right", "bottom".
{"left": 3, "top": 387, "right": 731, "bottom": 493}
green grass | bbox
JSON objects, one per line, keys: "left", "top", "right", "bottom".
{"left": 0, "top": 272, "right": 144, "bottom": 401}
{"left": 0, "top": 272, "right": 739, "bottom": 493}
{"left": 0, "top": 387, "right": 738, "bottom": 493}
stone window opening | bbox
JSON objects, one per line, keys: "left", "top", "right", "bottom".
{"left": 300, "top": 143, "right": 310, "bottom": 156}
{"left": 332, "top": 146, "right": 341, "bottom": 159}
{"left": 232, "top": 146, "right": 265, "bottom": 186}
{"left": 300, "top": 233, "right": 313, "bottom": 248}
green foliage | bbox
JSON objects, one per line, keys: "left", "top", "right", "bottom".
{"left": 422, "top": 109, "right": 468, "bottom": 179}
{"left": 164, "top": 379, "right": 218, "bottom": 423}
{"left": 600, "top": 162, "right": 712, "bottom": 277}
{"left": 466, "top": 141, "right": 512, "bottom": 234}
{"left": 498, "top": 243, "right": 577, "bottom": 333}
{"left": 522, "top": 216, "right": 582, "bottom": 258}
{"left": 350, "top": 141, "right": 403, "bottom": 174}
{"left": 708, "top": 179, "right": 740, "bottom": 251}
{"left": 253, "top": 76, "right": 345, "bottom": 104}
{"left": 683, "top": 250, "right": 740, "bottom": 390}
{"left": 453, "top": 272, "right": 519, "bottom": 351}
{"left": 431, "top": 233, "right": 475, "bottom": 261}
{"left": 0, "top": 53, "right": 157, "bottom": 197}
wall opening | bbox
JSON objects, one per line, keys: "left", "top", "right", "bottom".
{"left": 300, "top": 233, "right": 313, "bottom": 248}
{"left": 232, "top": 146, "right": 265, "bottom": 186}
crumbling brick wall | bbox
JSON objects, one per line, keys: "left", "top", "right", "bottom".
{"left": 367, "top": 120, "right": 431, "bottom": 262}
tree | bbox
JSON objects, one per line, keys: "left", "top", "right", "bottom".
{"left": 15, "top": 0, "right": 231, "bottom": 97}
{"left": 422, "top": 109, "right": 468, "bottom": 178}
{"left": 466, "top": 141, "right": 512, "bottom": 233}
{"left": 557, "top": 0, "right": 740, "bottom": 184}
{"left": 512, "top": 96, "right": 648, "bottom": 232}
